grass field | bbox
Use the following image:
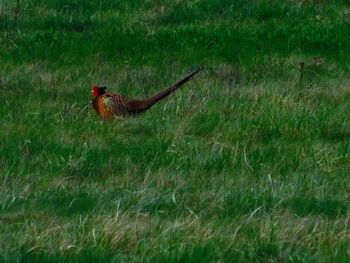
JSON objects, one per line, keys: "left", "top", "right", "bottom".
{"left": 1, "top": 0, "right": 350, "bottom": 262}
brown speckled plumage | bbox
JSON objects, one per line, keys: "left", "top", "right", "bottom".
{"left": 92, "top": 70, "right": 201, "bottom": 119}
{"left": 92, "top": 94, "right": 130, "bottom": 119}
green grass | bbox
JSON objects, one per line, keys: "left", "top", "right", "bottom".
{"left": 1, "top": 0, "right": 350, "bottom": 262}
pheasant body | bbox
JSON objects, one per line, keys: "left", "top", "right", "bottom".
{"left": 92, "top": 94, "right": 128, "bottom": 119}
{"left": 92, "top": 70, "right": 201, "bottom": 119}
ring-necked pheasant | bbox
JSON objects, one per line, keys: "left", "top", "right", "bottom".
{"left": 92, "top": 69, "right": 201, "bottom": 119}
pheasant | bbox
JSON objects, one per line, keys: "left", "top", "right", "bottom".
{"left": 92, "top": 69, "right": 201, "bottom": 119}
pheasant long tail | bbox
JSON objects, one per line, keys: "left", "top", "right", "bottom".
{"left": 129, "top": 69, "right": 201, "bottom": 113}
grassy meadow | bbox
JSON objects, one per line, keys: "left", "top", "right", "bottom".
{"left": 1, "top": 0, "right": 350, "bottom": 262}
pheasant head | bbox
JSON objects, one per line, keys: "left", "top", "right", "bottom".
{"left": 92, "top": 86, "right": 107, "bottom": 97}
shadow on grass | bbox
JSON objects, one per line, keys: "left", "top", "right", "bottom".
{"left": 286, "top": 196, "right": 348, "bottom": 218}
{"left": 6, "top": 248, "right": 122, "bottom": 263}
{"left": 37, "top": 190, "right": 98, "bottom": 217}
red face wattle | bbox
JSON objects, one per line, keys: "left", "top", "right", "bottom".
{"left": 92, "top": 86, "right": 99, "bottom": 97}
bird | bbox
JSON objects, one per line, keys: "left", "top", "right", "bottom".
{"left": 92, "top": 69, "right": 201, "bottom": 119}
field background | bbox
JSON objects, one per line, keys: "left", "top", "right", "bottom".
{"left": 1, "top": 0, "right": 350, "bottom": 262}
